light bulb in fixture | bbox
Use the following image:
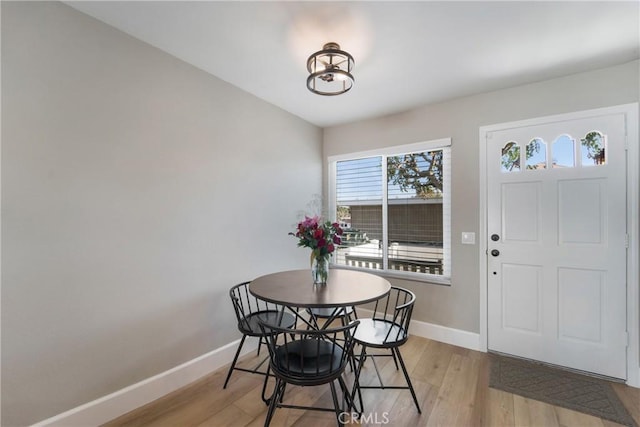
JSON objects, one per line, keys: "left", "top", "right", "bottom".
{"left": 306, "top": 42, "right": 354, "bottom": 96}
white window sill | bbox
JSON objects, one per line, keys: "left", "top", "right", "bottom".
{"left": 331, "top": 264, "right": 451, "bottom": 286}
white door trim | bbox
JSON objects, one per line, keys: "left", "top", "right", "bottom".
{"left": 478, "top": 103, "right": 639, "bottom": 387}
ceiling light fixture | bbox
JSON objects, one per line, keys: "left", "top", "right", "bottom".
{"left": 306, "top": 42, "right": 354, "bottom": 96}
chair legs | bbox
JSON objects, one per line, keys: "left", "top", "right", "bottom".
{"left": 329, "top": 381, "right": 343, "bottom": 426}
{"left": 393, "top": 347, "right": 422, "bottom": 414}
{"left": 256, "top": 336, "right": 263, "bottom": 356}
{"left": 224, "top": 334, "right": 270, "bottom": 390}
{"left": 352, "top": 345, "right": 421, "bottom": 414}
{"left": 264, "top": 378, "right": 285, "bottom": 427}
{"left": 263, "top": 377, "right": 353, "bottom": 427}
{"left": 223, "top": 334, "right": 246, "bottom": 389}
{"left": 338, "top": 376, "right": 358, "bottom": 418}
{"left": 260, "top": 364, "right": 272, "bottom": 404}
{"left": 352, "top": 344, "right": 366, "bottom": 414}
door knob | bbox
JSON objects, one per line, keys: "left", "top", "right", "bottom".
{"left": 491, "top": 249, "right": 500, "bottom": 257}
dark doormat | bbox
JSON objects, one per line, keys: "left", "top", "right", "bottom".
{"left": 489, "top": 354, "right": 638, "bottom": 427}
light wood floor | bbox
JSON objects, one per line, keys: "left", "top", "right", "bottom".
{"left": 102, "top": 335, "right": 640, "bottom": 426}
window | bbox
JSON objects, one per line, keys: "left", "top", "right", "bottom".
{"left": 328, "top": 139, "right": 451, "bottom": 284}
{"left": 526, "top": 138, "right": 547, "bottom": 170}
{"left": 552, "top": 135, "right": 575, "bottom": 168}
{"left": 501, "top": 141, "right": 521, "bottom": 172}
{"left": 498, "top": 131, "right": 606, "bottom": 172}
{"left": 581, "top": 131, "right": 606, "bottom": 166}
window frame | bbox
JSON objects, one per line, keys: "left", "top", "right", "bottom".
{"left": 328, "top": 138, "right": 451, "bottom": 285}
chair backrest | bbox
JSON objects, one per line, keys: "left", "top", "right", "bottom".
{"left": 258, "top": 320, "right": 360, "bottom": 384}
{"left": 229, "top": 281, "right": 283, "bottom": 333}
{"left": 370, "top": 286, "right": 416, "bottom": 344}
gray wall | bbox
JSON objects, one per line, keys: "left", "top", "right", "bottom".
{"left": 1, "top": 2, "right": 321, "bottom": 425}
{"left": 324, "top": 60, "right": 639, "bottom": 334}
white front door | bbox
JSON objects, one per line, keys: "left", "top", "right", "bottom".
{"left": 486, "top": 111, "right": 628, "bottom": 379}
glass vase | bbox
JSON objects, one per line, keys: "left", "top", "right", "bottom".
{"left": 311, "top": 255, "right": 330, "bottom": 285}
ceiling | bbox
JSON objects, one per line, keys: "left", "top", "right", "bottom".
{"left": 65, "top": 1, "right": 639, "bottom": 128}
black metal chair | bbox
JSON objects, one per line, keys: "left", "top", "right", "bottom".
{"left": 306, "top": 306, "right": 357, "bottom": 329}
{"left": 351, "top": 286, "right": 421, "bottom": 413}
{"left": 223, "top": 281, "right": 296, "bottom": 391}
{"left": 259, "top": 319, "right": 360, "bottom": 427}
{"left": 306, "top": 306, "right": 358, "bottom": 372}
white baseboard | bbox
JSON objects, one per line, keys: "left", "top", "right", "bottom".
{"left": 631, "top": 368, "right": 640, "bottom": 389}
{"left": 409, "top": 318, "right": 482, "bottom": 351}
{"left": 32, "top": 316, "right": 481, "bottom": 426}
{"left": 31, "top": 338, "right": 258, "bottom": 427}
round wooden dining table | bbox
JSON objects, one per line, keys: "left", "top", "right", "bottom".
{"left": 249, "top": 268, "right": 391, "bottom": 309}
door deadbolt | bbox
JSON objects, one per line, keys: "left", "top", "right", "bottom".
{"left": 491, "top": 234, "right": 500, "bottom": 241}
